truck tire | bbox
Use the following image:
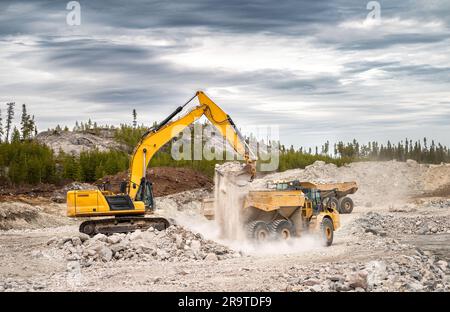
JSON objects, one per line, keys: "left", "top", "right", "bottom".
{"left": 246, "top": 221, "right": 270, "bottom": 242}
{"left": 338, "top": 196, "right": 354, "bottom": 214}
{"left": 323, "top": 197, "right": 339, "bottom": 211}
{"left": 269, "top": 219, "right": 296, "bottom": 240}
{"left": 320, "top": 217, "right": 334, "bottom": 247}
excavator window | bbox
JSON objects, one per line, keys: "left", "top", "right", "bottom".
{"left": 276, "top": 183, "right": 288, "bottom": 190}
{"left": 135, "top": 178, "right": 154, "bottom": 210}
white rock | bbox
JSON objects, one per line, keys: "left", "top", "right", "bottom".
{"left": 130, "top": 230, "right": 143, "bottom": 241}
{"left": 107, "top": 235, "right": 122, "bottom": 244}
{"left": 98, "top": 246, "right": 113, "bottom": 262}
{"left": 437, "top": 260, "right": 448, "bottom": 271}
{"left": 366, "top": 261, "right": 388, "bottom": 287}
{"left": 204, "top": 253, "right": 218, "bottom": 261}
{"left": 191, "top": 240, "right": 201, "bottom": 253}
{"left": 92, "top": 233, "right": 107, "bottom": 242}
{"left": 71, "top": 237, "right": 82, "bottom": 246}
{"left": 157, "top": 249, "right": 169, "bottom": 260}
{"left": 78, "top": 233, "right": 90, "bottom": 242}
{"left": 46, "top": 237, "right": 58, "bottom": 245}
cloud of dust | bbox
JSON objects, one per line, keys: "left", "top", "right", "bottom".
{"left": 214, "top": 171, "right": 250, "bottom": 241}
{"left": 223, "top": 234, "right": 326, "bottom": 256}
{"left": 174, "top": 211, "right": 326, "bottom": 256}
{"left": 208, "top": 162, "right": 327, "bottom": 255}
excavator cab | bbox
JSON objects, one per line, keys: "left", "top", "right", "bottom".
{"left": 135, "top": 177, "right": 154, "bottom": 210}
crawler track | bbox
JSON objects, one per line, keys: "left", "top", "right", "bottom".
{"left": 79, "top": 216, "right": 171, "bottom": 236}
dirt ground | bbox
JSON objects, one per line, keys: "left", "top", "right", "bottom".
{"left": 0, "top": 161, "right": 449, "bottom": 292}
{"left": 100, "top": 167, "right": 213, "bottom": 197}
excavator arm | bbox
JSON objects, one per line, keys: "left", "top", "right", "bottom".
{"left": 67, "top": 90, "right": 256, "bottom": 235}
{"left": 128, "top": 91, "right": 256, "bottom": 201}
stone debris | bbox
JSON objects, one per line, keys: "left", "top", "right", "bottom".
{"left": 50, "top": 182, "right": 93, "bottom": 203}
{"left": 51, "top": 225, "right": 238, "bottom": 265}
{"left": 249, "top": 160, "right": 450, "bottom": 205}
{"left": 350, "top": 212, "right": 450, "bottom": 236}
{"left": 154, "top": 188, "right": 212, "bottom": 218}
{"left": 0, "top": 201, "right": 71, "bottom": 230}
{"left": 285, "top": 250, "right": 450, "bottom": 292}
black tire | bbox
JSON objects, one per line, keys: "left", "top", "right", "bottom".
{"left": 320, "top": 217, "right": 334, "bottom": 247}
{"left": 323, "top": 197, "right": 339, "bottom": 211}
{"left": 269, "top": 219, "right": 296, "bottom": 240}
{"left": 339, "top": 197, "right": 354, "bottom": 214}
{"left": 80, "top": 221, "right": 96, "bottom": 236}
{"left": 246, "top": 221, "right": 270, "bottom": 242}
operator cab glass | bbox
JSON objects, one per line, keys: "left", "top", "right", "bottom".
{"left": 304, "top": 189, "right": 322, "bottom": 213}
{"left": 276, "top": 183, "right": 289, "bottom": 190}
{"left": 135, "top": 179, "right": 154, "bottom": 210}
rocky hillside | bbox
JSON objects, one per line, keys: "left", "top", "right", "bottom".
{"left": 35, "top": 129, "right": 125, "bottom": 155}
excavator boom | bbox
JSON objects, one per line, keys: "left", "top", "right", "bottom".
{"left": 128, "top": 91, "right": 255, "bottom": 201}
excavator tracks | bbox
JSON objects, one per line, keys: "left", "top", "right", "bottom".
{"left": 79, "top": 216, "right": 171, "bottom": 236}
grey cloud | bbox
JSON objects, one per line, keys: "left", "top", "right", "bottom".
{"left": 0, "top": 0, "right": 449, "bottom": 147}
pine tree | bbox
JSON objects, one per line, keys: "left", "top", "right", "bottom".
{"left": 11, "top": 126, "right": 20, "bottom": 142}
{"left": 0, "top": 108, "right": 3, "bottom": 143}
{"left": 29, "top": 115, "right": 36, "bottom": 138}
{"left": 5, "top": 102, "right": 15, "bottom": 143}
{"left": 20, "top": 104, "right": 32, "bottom": 140}
{"left": 132, "top": 109, "right": 137, "bottom": 128}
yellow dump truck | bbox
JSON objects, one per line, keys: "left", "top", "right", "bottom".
{"left": 205, "top": 179, "right": 358, "bottom": 246}
{"left": 242, "top": 186, "right": 340, "bottom": 246}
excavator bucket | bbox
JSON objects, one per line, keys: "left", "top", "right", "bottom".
{"left": 243, "top": 160, "right": 257, "bottom": 182}
{"left": 215, "top": 161, "right": 255, "bottom": 187}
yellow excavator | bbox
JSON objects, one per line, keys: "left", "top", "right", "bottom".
{"left": 67, "top": 91, "right": 256, "bottom": 235}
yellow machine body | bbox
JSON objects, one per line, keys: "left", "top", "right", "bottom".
{"left": 67, "top": 189, "right": 145, "bottom": 217}
{"left": 244, "top": 189, "right": 340, "bottom": 231}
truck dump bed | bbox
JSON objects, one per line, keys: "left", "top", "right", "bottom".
{"left": 297, "top": 181, "right": 358, "bottom": 197}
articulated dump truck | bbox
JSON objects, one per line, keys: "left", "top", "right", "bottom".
{"left": 207, "top": 175, "right": 358, "bottom": 246}
{"left": 241, "top": 187, "right": 340, "bottom": 246}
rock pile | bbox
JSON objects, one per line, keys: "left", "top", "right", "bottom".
{"left": 253, "top": 160, "right": 450, "bottom": 205}
{"left": 0, "top": 201, "right": 69, "bottom": 230}
{"left": 50, "top": 182, "right": 93, "bottom": 203}
{"left": 350, "top": 212, "right": 450, "bottom": 236}
{"left": 285, "top": 250, "right": 449, "bottom": 292}
{"left": 154, "top": 188, "right": 212, "bottom": 218}
{"left": 48, "top": 225, "right": 239, "bottom": 266}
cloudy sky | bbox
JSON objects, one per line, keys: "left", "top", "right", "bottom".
{"left": 0, "top": 0, "right": 449, "bottom": 148}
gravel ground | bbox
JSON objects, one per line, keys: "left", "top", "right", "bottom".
{"left": 0, "top": 161, "right": 449, "bottom": 292}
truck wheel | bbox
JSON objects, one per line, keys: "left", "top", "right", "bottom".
{"left": 246, "top": 221, "right": 270, "bottom": 242}
{"left": 339, "top": 197, "right": 354, "bottom": 214}
{"left": 323, "top": 197, "right": 339, "bottom": 211}
{"left": 320, "top": 218, "right": 334, "bottom": 247}
{"left": 269, "top": 219, "right": 296, "bottom": 240}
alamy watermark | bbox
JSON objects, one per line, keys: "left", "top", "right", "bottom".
{"left": 66, "top": 1, "right": 81, "bottom": 26}
{"left": 170, "top": 124, "right": 280, "bottom": 172}
{"left": 366, "top": 1, "right": 381, "bottom": 23}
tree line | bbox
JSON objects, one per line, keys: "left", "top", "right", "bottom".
{"left": 1, "top": 106, "right": 449, "bottom": 186}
